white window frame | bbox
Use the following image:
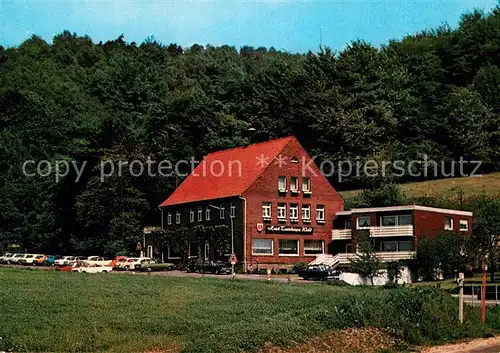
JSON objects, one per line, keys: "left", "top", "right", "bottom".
{"left": 167, "top": 245, "right": 182, "bottom": 260}
{"left": 220, "top": 206, "right": 225, "bottom": 219}
{"left": 278, "top": 239, "right": 299, "bottom": 256}
{"left": 445, "top": 216, "right": 454, "bottom": 231}
{"left": 197, "top": 207, "right": 203, "bottom": 221}
{"left": 230, "top": 203, "right": 235, "bottom": 218}
{"left": 278, "top": 176, "right": 287, "bottom": 192}
{"left": 277, "top": 203, "right": 286, "bottom": 221}
{"left": 167, "top": 212, "right": 172, "bottom": 225}
{"left": 302, "top": 205, "right": 311, "bottom": 222}
{"left": 304, "top": 240, "right": 324, "bottom": 255}
{"left": 205, "top": 207, "right": 211, "bottom": 221}
{"left": 380, "top": 215, "right": 413, "bottom": 227}
{"left": 262, "top": 202, "right": 271, "bottom": 220}
{"left": 290, "top": 204, "right": 298, "bottom": 222}
{"left": 189, "top": 209, "right": 194, "bottom": 223}
{"left": 460, "top": 219, "right": 469, "bottom": 231}
{"left": 176, "top": 211, "right": 181, "bottom": 224}
{"left": 316, "top": 205, "right": 325, "bottom": 223}
{"left": 302, "top": 177, "right": 311, "bottom": 193}
{"left": 252, "top": 239, "right": 273, "bottom": 256}
{"left": 290, "top": 176, "right": 299, "bottom": 193}
{"left": 357, "top": 216, "right": 371, "bottom": 229}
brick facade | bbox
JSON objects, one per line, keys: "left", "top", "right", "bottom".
{"left": 242, "top": 138, "right": 343, "bottom": 270}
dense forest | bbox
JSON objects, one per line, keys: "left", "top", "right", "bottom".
{"left": 1, "top": 7, "right": 500, "bottom": 255}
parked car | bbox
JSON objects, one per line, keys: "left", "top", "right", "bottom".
{"left": 122, "top": 257, "right": 150, "bottom": 271}
{"left": 54, "top": 256, "right": 75, "bottom": 266}
{"left": 18, "top": 254, "right": 37, "bottom": 265}
{"left": 135, "top": 259, "right": 175, "bottom": 272}
{"left": 9, "top": 253, "right": 27, "bottom": 264}
{"left": 58, "top": 262, "right": 78, "bottom": 272}
{"left": 298, "top": 265, "right": 341, "bottom": 281}
{"left": 44, "top": 255, "right": 63, "bottom": 266}
{"left": 185, "top": 260, "right": 232, "bottom": 274}
{"left": 86, "top": 256, "right": 112, "bottom": 266}
{"left": 111, "top": 256, "right": 128, "bottom": 269}
{"left": 72, "top": 263, "right": 113, "bottom": 274}
{"left": 33, "top": 255, "right": 47, "bottom": 265}
{"left": 112, "top": 257, "right": 130, "bottom": 270}
{"left": 0, "top": 253, "right": 12, "bottom": 263}
{"left": 0, "top": 253, "right": 16, "bottom": 264}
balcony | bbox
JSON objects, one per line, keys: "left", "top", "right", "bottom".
{"left": 310, "top": 251, "right": 416, "bottom": 267}
{"left": 332, "top": 229, "right": 352, "bottom": 240}
{"left": 369, "top": 225, "right": 414, "bottom": 237}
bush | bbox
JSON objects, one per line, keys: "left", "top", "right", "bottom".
{"left": 291, "top": 262, "right": 308, "bottom": 273}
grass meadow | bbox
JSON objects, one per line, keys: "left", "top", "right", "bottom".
{"left": 0, "top": 268, "right": 498, "bottom": 353}
{"left": 339, "top": 172, "right": 500, "bottom": 200}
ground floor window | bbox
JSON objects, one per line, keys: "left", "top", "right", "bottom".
{"left": 168, "top": 244, "right": 182, "bottom": 259}
{"left": 278, "top": 239, "right": 299, "bottom": 255}
{"left": 189, "top": 242, "right": 199, "bottom": 258}
{"left": 252, "top": 239, "right": 273, "bottom": 255}
{"left": 304, "top": 240, "right": 324, "bottom": 255}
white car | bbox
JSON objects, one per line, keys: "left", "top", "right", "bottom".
{"left": 18, "top": 254, "right": 37, "bottom": 265}
{"left": 72, "top": 263, "right": 112, "bottom": 273}
{"left": 0, "top": 253, "right": 14, "bottom": 264}
{"left": 86, "top": 256, "right": 112, "bottom": 266}
{"left": 9, "top": 253, "right": 27, "bottom": 264}
{"left": 123, "top": 257, "right": 151, "bottom": 270}
{"left": 54, "top": 256, "right": 75, "bottom": 266}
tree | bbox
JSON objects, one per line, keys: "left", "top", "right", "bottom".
{"left": 387, "top": 261, "right": 404, "bottom": 284}
{"left": 469, "top": 197, "right": 500, "bottom": 281}
{"left": 415, "top": 232, "right": 469, "bottom": 281}
{"left": 349, "top": 230, "right": 383, "bottom": 285}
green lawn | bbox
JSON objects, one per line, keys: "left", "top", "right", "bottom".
{"left": 0, "top": 269, "right": 496, "bottom": 353}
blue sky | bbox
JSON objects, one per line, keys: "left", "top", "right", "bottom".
{"left": 1, "top": 0, "right": 498, "bottom": 53}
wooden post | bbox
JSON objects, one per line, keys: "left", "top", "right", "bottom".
{"left": 482, "top": 262, "right": 487, "bottom": 324}
{"left": 458, "top": 272, "right": 464, "bottom": 324}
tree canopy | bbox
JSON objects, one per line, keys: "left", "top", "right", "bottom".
{"left": 1, "top": 7, "right": 500, "bottom": 254}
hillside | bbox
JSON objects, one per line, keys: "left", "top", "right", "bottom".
{"left": 339, "top": 173, "right": 500, "bottom": 200}
{"left": 2, "top": 6, "right": 500, "bottom": 254}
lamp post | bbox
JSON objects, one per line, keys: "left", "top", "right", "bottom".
{"left": 208, "top": 204, "right": 234, "bottom": 277}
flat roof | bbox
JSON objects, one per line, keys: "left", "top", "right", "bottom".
{"left": 336, "top": 205, "right": 472, "bottom": 217}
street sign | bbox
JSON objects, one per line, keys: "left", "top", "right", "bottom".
{"left": 229, "top": 253, "right": 238, "bottom": 265}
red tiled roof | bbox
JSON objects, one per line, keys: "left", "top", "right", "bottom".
{"left": 159, "top": 136, "right": 294, "bottom": 207}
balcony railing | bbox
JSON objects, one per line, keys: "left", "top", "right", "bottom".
{"left": 310, "top": 251, "right": 416, "bottom": 267}
{"left": 332, "top": 225, "right": 414, "bottom": 240}
{"left": 369, "top": 225, "right": 414, "bottom": 237}
{"left": 332, "top": 229, "right": 352, "bottom": 240}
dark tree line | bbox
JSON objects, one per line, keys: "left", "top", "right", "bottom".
{"left": 1, "top": 7, "right": 500, "bottom": 254}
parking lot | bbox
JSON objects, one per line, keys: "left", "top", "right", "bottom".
{"left": 0, "top": 263, "right": 306, "bottom": 283}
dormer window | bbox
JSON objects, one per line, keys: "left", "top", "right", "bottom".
{"left": 302, "top": 177, "right": 311, "bottom": 194}
{"left": 278, "top": 176, "right": 287, "bottom": 192}
{"left": 291, "top": 156, "right": 299, "bottom": 164}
